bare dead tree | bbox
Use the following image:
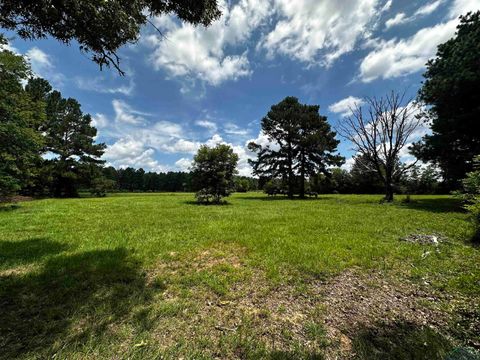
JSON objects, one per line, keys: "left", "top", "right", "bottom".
{"left": 337, "top": 91, "right": 422, "bottom": 202}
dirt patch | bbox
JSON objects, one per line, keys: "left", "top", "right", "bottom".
{"left": 142, "top": 247, "right": 462, "bottom": 358}
{"left": 401, "top": 233, "right": 445, "bottom": 245}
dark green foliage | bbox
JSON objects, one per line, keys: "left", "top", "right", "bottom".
{"left": 412, "top": 12, "right": 480, "bottom": 188}
{"left": 0, "top": 40, "right": 44, "bottom": 198}
{"left": 249, "top": 97, "right": 343, "bottom": 199}
{"left": 191, "top": 144, "right": 239, "bottom": 204}
{"left": 456, "top": 155, "right": 480, "bottom": 241}
{"left": 0, "top": 0, "right": 221, "bottom": 73}
{"left": 103, "top": 167, "right": 195, "bottom": 192}
{"left": 234, "top": 176, "right": 258, "bottom": 192}
{"left": 37, "top": 87, "right": 106, "bottom": 197}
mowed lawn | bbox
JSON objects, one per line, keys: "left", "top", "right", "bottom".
{"left": 0, "top": 193, "right": 478, "bottom": 359}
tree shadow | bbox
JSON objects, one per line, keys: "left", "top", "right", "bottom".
{"left": 183, "top": 200, "right": 233, "bottom": 206}
{"left": 0, "top": 204, "right": 21, "bottom": 212}
{"left": 397, "top": 197, "right": 465, "bottom": 214}
{"left": 235, "top": 195, "right": 334, "bottom": 201}
{"left": 0, "top": 238, "right": 69, "bottom": 268}
{"left": 0, "top": 247, "right": 158, "bottom": 359}
{"left": 350, "top": 321, "right": 453, "bottom": 360}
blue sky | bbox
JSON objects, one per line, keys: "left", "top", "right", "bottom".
{"left": 4, "top": 0, "right": 480, "bottom": 175}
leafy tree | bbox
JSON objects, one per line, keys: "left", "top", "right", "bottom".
{"left": 337, "top": 92, "right": 421, "bottom": 202}
{"left": 0, "top": 0, "right": 221, "bottom": 73}
{"left": 411, "top": 12, "right": 480, "bottom": 188}
{"left": 456, "top": 155, "right": 480, "bottom": 241}
{"left": 191, "top": 144, "right": 238, "bottom": 204}
{"left": 40, "top": 89, "right": 105, "bottom": 197}
{"left": 349, "top": 154, "right": 384, "bottom": 194}
{"left": 0, "top": 40, "right": 44, "bottom": 199}
{"left": 249, "top": 97, "right": 343, "bottom": 198}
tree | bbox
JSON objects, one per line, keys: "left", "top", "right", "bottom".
{"left": 0, "top": 40, "right": 44, "bottom": 199}
{"left": 411, "top": 12, "right": 480, "bottom": 188}
{"left": 41, "top": 89, "right": 105, "bottom": 197}
{"left": 337, "top": 92, "right": 421, "bottom": 202}
{"left": 249, "top": 97, "right": 343, "bottom": 198}
{"left": 191, "top": 144, "right": 238, "bottom": 204}
{"left": 349, "top": 154, "right": 384, "bottom": 194}
{"left": 0, "top": 0, "right": 221, "bottom": 73}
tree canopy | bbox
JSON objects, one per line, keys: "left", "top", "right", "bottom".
{"left": 0, "top": 40, "right": 43, "bottom": 198}
{"left": 411, "top": 11, "right": 480, "bottom": 188}
{"left": 249, "top": 97, "right": 343, "bottom": 198}
{"left": 191, "top": 144, "right": 239, "bottom": 204}
{"left": 0, "top": 0, "right": 221, "bottom": 73}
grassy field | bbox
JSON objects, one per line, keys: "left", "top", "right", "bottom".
{"left": 0, "top": 193, "right": 479, "bottom": 359}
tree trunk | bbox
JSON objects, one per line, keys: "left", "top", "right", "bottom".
{"left": 384, "top": 177, "right": 394, "bottom": 202}
{"left": 299, "top": 153, "right": 305, "bottom": 199}
{"left": 287, "top": 142, "right": 294, "bottom": 199}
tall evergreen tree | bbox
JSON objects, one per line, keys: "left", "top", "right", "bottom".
{"left": 249, "top": 97, "right": 343, "bottom": 198}
{"left": 411, "top": 12, "right": 480, "bottom": 188}
{"left": 0, "top": 39, "right": 44, "bottom": 198}
{"left": 39, "top": 89, "right": 105, "bottom": 197}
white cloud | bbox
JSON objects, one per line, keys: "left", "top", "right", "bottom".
{"left": 449, "top": 0, "right": 480, "bottom": 17}
{"left": 385, "top": 13, "right": 407, "bottom": 29}
{"left": 329, "top": 96, "right": 365, "bottom": 117}
{"left": 112, "top": 99, "right": 149, "bottom": 125}
{"left": 384, "top": 1, "right": 443, "bottom": 30}
{"left": 91, "top": 113, "right": 109, "bottom": 128}
{"left": 360, "top": 0, "right": 480, "bottom": 82}
{"left": 24, "top": 47, "right": 65, "bottom": 87}
{"left": 75, "top": 76, "right": 135, "bottom": 96}
{"left": 195, "top": 120, "right": 217, "bottom": 132}
{"left": 26, "top": 47, "right": 52, "bottom": 71}
{"left": 146, "top": 0, "right": 272, "bottom": 86}
{"left": 415, "top": 0, "right": 443, "bottom": 16}
{"left": 359, "top": 20, "right": 457, "bottom": 82}
{"left": 224, "top": 123, "right": 249, "bottom": 136}
{"left": 161, "top": 139, "right": 200, "bottom": 154}
{"left": 260, "top": 0, "right": 382, "bottom": 65}
{"left": 341, "top": 157, "right": 356, "bottom": 171}
{"left": 175, "top": 157, "right": 193, "bottom": 171}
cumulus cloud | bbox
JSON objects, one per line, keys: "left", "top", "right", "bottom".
{"left": 145, "top": 0, "right": 272, "bottom": 86}
{"left": 360, "top": 0, "right": 480, "bottom": 82}
{"left": 104, "top": 138, "right": 167, "bottom": 172}
{"left": 260, "top": 0, "right": 383, "bottom": 65}
{"left": 359, "top": 20, "right": 457, "bottom": 82}
{"left": 175, "top": 157, "right": 193, "bottom": 171}
{"left": 329, "top": 96, "right": 365, "bottom": 118}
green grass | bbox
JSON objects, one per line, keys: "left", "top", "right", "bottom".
{"left": 0, "top": 193, "right": 478, "bottom": 359}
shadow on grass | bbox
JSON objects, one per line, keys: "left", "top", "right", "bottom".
{"left": 351, "top": 321, "right": 453, "bottom": 360}
{"left": 397, "top": 197, "right": 465, "bottom": 214}
{"left": 0, "top": 204, "right": 21, "bottom": 212}
{"left": 0, "top": 238, "right": 69, "bottom": 268}
{"left": 235, "top": 195, "right": 334, "bottom": 201}
{"left": 0, "top": 247, "right": 156, "bottom": 359}
{"left": 183, "top": 200, "right": 233, "bottom": 206}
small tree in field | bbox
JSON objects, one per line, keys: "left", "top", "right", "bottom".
{"left": 337, "top": 91, "right": 421, "bottom": 202}
{"left": 191, "top": 144, "right": 239, "bottom": 204}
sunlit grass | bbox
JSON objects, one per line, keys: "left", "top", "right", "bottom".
{"left": 0, "top": 193, "right": 478, "bottom": 359}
